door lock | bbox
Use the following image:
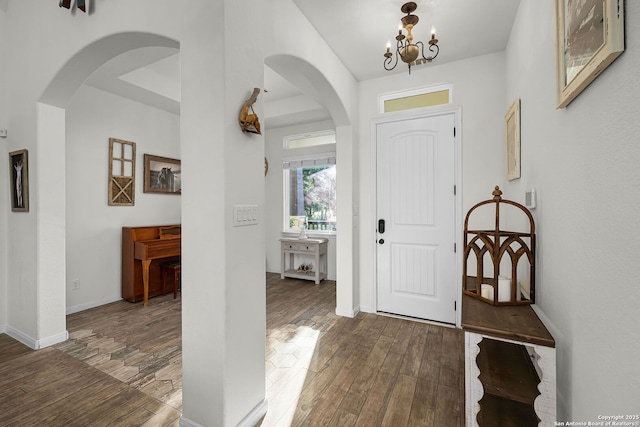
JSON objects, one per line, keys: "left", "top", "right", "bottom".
{"left": 378, "top": 239, "right": 385, "bottom": 244}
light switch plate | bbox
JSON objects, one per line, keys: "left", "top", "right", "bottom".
{"left": 233, "top": 205, "right": 259, "bottom": 226}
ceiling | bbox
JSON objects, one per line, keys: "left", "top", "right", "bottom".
{"left": 84, "top": 47, "right": 181, "bottom": 115}
{"left": 293, "top": 0, "right": 521, "bottom": 81}
{"left": 81, "top": 0, "right": 521, "bottom": 127}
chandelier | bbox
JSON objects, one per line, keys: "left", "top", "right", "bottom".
{"left": 383, "top": 2, "right": 440, "bottom": 74}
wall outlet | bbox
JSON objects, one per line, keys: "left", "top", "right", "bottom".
{"left": 71, "top": 279, "right": 80, "bottom": 290}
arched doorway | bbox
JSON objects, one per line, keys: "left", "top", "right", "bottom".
{"left": 36, "top": 32, "right": 180, "bottom": 343}
{"left": 264, "top": 54, "right": 358, "bottom": 317}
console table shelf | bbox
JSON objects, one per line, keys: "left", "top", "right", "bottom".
{"left": 477, "top": 394, "right": 540, "bottom": 427}
{"left": 477, "top": 339, "right": 540, "bottom": 405}
{"left": 462, "top": 294, "right": 556, "bottom": 426}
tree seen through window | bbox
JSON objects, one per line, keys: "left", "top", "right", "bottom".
{"left": 289, "top": 165, "right": 336, "bottom": 231}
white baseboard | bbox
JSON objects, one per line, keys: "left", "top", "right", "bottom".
{"left": 5, "top": 325, "right": 68, "bottom": 349}
{"left": 335, "top": 306, "right": 360, "bottom": 318}
{"left": 6, "top": 325, "right": 38, "bottom": 349}
{"left": 66, "top": 295, "right": 122, "bottom": 315}
{"left": 0, "top": 323, "right": 6, "bottom": 334}
{"left": 38, "top": 330, "right": 69, "bottom": 349}
{"left": 179, "top": 416, "right": 204, "bottom": 427}
{"left": 359, "top": 305, "right": 374, "bottom": 314}
{"left": 237, "top": 399, "right": 268, "bottom": 427}
{"left": 180, "top": 399, "right": 268, "bottom": 427}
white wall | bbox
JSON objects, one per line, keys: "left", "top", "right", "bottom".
{"left": 65, "top": 84, "right": 180, "bottom": 314}
{"left": 505, "top": 0, "right": 640, "bottom": 420}
{"left": 265, "top": 119, "right": 337, "bottom": 280}
{"left": 0, "top": 4, "right": 7, "bottom": 332}
{"left": 358, "top": 52, "right": 507, "bottom": 312}
{"left": 3, "top": 0, "right": 267, "bottom": 425}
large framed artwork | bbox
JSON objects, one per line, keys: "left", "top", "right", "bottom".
{"left": 555, "top": 0, "right": 624, "bottom": 108}
{"left": 144, "top": 154, "right": 181, "bottom": 194}
{"left": 505, "top": 99, "right": 521, "bottom": 181}
{"left": 9, "top": 149, "right": 29, "bottom": 212}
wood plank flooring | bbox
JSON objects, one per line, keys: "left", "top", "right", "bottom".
{"left": 0, "top": 273, "right": 464, "bottom": 426}
{"left": 260, "top": 273, "right": 464, "bottom": 427}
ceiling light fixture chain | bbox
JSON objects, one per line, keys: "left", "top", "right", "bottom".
{"left": 383, "top": 2, "right": 440, "bottom": 74}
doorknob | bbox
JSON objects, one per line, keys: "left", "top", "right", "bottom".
{"left": 378, "top": 239, "right": 385, "bottom": 244}
{"left": 378, "top": 219, "right": 385, "bottom": 234}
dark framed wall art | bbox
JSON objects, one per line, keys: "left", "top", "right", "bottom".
{"left": 9, "top": 149, "right": 29, "bottom": 212}
{"left": 144, "top": 154, "right": 181, "bottom": 194}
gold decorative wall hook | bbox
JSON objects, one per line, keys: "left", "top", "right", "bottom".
{"left": 239, "top": 88, "right": 262, "bottom": 135}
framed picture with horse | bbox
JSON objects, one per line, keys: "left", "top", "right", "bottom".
{"left": 143, "top": 154, "right": 181, "bottom": 195}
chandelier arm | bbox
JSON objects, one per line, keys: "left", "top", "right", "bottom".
{"left": 425, "top": 43, "right": 440, "bottom": 61}
{"left": 384, "top": 50, "right": 399, "bottom": 71}
{"left": 383, "top": 34, "right": 407, "bottom": 71}
{"left": 397, "top": 37, "right": 406, "bottom": 59}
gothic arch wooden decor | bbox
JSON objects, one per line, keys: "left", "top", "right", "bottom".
{"left": 462, "top": 186, "right": 536, "bottom": 306}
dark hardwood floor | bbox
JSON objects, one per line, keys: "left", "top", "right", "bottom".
{"left": 0, "top": 273, "right": 464, "bottom": 426}
{"left": 261, "top": 273, "right": 464, "bottom": 427}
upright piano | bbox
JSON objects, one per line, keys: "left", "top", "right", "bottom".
{"left": 122, "top": 224, "right": 181, "bottom": 306}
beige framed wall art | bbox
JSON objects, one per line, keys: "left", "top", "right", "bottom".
{"left": 505, "top": 98, "right": 521, "bottom": 181}
{"left": 555, "top": 0, "right": 625, "bottom": 108}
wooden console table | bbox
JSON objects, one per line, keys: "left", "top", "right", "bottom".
{"left": 462, "top": 294, "right": 556, "bottom": 426}
{"left": 280, "top": 238, "right": 328, "bottom": 284}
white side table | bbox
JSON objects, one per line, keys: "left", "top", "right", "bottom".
{"left": 280, "top": 238, "right": 328, "bottom": 284}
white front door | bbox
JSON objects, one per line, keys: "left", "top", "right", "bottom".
{"left": 375, "top": 112, "right": 457, "bottom": 324}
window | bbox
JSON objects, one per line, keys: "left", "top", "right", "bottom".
{"left": 379, "top": 83, "right": 453, "bottom": 113}
{"left": 283, "top": 130, "right": 337, "bottom": 233}
{"left": 284, "top": 130, "right": 336, "bottom": 149}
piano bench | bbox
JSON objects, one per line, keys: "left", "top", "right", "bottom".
{"left": 161, "top": 262, "right": 181, "bottom": 299}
